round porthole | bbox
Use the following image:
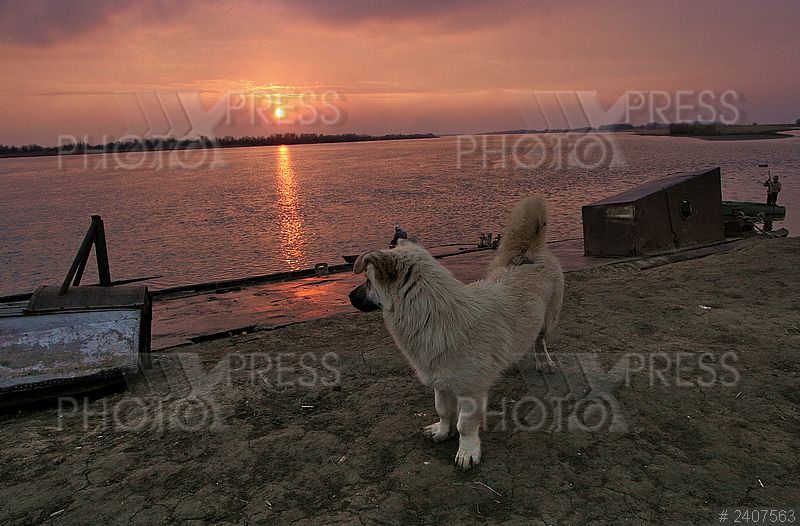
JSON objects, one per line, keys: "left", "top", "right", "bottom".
{"left": 679, "top": 200, "right": 693, "bottom": 220}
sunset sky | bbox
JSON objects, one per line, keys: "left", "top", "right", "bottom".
{"left": 1, "top": 0, "right": 798, "bottom": 146}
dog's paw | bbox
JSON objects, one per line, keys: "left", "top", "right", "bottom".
{"left": 454, "top": 436, "right": 481, "bottom": 470}
{"left": 535, "top": 356, "right": 558, "bottom": 373}
{"left": 423, "top": 421, "right": 454, "bottom": 442}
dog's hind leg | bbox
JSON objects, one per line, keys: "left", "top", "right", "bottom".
{"left": 534, "top": 335, "right": 557, "bottom": 372}
{"left": 536, "top": 280, "right": 563, "bottom": 373}
{"left": 455, "top": 393, "right": 487, "bottom": 470}
{"left": 423, "top": 388, "right": 457, "bottom": 442}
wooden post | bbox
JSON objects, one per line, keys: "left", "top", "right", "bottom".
{"left": 72, "top": 255, "right": 89, "bottom": 287}
{"left": 60, "top": 221, "right": 96, "bottom": 295}
{"left": 92, "top": 216, "right": 112, "bottom": 286}
{"left": 59, "top": 215, "right": 113, "bottom": 295}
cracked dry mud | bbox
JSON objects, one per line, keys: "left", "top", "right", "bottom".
{"left": 1, "top": 238, "right": 798, "bottom": 525}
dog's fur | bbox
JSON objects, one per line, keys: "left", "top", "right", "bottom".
{"left": 348, "top": 195, "right": 564, "bottom": 470}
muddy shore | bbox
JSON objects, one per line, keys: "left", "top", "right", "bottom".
{"left": 1, "top": 237, "right": 798, "bottom": 525}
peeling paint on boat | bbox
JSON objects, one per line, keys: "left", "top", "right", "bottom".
{"left": 0, "top": 310, "right": 140, "bottom": 390}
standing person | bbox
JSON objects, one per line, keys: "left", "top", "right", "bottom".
{"left": 390, "top": 224, "right": 408, "bottom": 248}
{"left": 763, "top": 175, "right": 782, "bottom": 205}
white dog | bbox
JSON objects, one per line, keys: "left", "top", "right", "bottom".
{"left": 348, "top": 195, "right": 564, "bottom": 470}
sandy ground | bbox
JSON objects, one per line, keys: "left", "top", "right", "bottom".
{"left": 1, "top": 237, "right": 798, "bottom": 525}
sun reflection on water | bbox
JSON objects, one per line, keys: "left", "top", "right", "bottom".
{"left": 275, "top": 145, "right": 306, "bottom": 268}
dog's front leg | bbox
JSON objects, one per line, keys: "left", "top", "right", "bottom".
{"left": 423, "top": 388, "right": 457, "bottom": 442}
{"left": 534, "top": 336, "right": 557, "bottom": 372}
{"left": 454, "top": 393, "right": 487, "bottom": 470}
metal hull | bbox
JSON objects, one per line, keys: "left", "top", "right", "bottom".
{"left": 0, "top": 309, "right": 141, "bottom": 398}
{"left": 0, "top": 284, "right": 150, "bottom": 405}
{"left": 582, "top": 168, "right": 725, "bottom": 257}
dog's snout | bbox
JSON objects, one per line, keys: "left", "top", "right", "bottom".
{"left": 347, "top": 286, "right": 361, "bottom": 304}
{"left": 349, "top": 282, "right": 380, "bottom": 312}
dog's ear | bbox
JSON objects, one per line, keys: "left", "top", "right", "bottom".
{"left": 353, "top": 251, "right": 375, "bottom": 274}
{"left": 353, "top": 251, "right": 397, "bottom": 282}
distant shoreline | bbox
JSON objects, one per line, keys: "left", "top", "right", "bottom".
{"left": 636, "top": 123, "right": 798, "bottom": 141}
{"left": 481, "top": 123, "right": 799, "bottom": 141}
{"left": 636, "top": 131, "right": 795, "bottom": 141}
{"left": 693, "top": 132, "right": 794, "bottom": 141}
{"left": 0, "top": 133, "right": 439, "bottom": 160}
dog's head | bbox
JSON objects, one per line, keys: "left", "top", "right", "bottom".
{"left": 348, "top": 242, "right": 419, "bottom": 312}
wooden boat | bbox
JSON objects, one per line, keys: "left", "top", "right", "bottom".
{"left": 0, "top": 286, "right": 150, "bottom": 405}
{"left": 722, "top": 201, "right": 786, "bottom": 218}
{"left": 0, "top": 216, "right": 151, "bottom": 406}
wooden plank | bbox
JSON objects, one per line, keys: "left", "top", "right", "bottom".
{"left": 60, "top": 220, "right": 96, "bottom": 295}
{"left": 93, "top": 215, "right": 112, "bottom": 286}
{"left": 26, "top": 285, "right": 147, "bottom": 312}
{"left": 0, "top": 307, "right": 25, "bottom": 317}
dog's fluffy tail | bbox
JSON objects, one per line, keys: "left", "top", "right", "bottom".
{"left": 493, "top": 195, "right": 549, "bottom": 267}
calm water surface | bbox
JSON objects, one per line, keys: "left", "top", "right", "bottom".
{"left": 1, "top": 134, "right": 798, "bottom": 296}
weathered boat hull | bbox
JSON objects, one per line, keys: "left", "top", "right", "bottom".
{"left": 0, "top": 285, "right": 150, "bottom": 406}
{"left": 0, "top": 309, "right": 140, "bottom": 399}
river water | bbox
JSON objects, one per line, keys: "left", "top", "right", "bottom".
{"left": 1, "top": 133, "right": 797, "bottom": 296}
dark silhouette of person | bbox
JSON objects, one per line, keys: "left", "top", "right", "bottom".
{"left": 390, "top": 224, "right": 408, "bottom": 248}
{"left": 764, "top": 175, "right": 782, "bottom": 206}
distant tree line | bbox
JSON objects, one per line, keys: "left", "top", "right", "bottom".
{"left": 488, "top": 122, "right": 669, "bottom": 134}
{"left": 668, "top": 122, "right": 725, "bottom": 136}
{"left": 668, "top": 122, "right": 794, "bottom": 136}
{"left": 597, "top": 123, "right": 636, "bottom": 131}
{"left": 0, "top": 132, "right": 438, "bottom": 158}
{"left": 488, "top": 121, "right": 797, "bottom": 136}
{"left": 217, "top": 133, "right": 436, "bottom": 147}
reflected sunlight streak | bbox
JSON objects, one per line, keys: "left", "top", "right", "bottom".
{"left": 275, "top": 145, "right": 306, "bottom": 268}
